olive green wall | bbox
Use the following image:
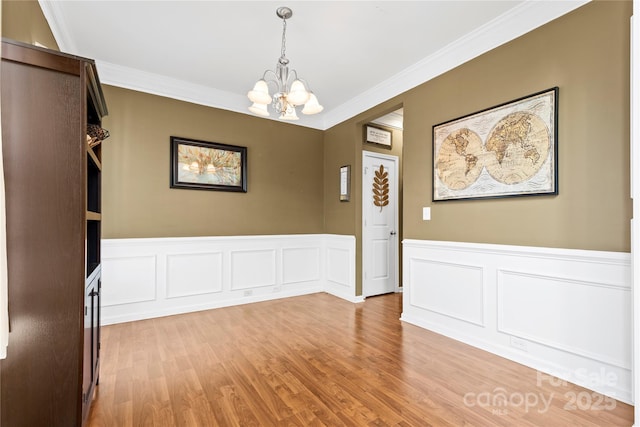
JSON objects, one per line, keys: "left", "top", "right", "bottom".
{"left": 101, "top": 86, "right": 324, "bottom": 238}
{"left": 325, "top": 1, "right": 631, "bottom": 259}
{"left": 404, "top": 0, "right": 631, "bottom": 252}
{"left": 323, "top": 124, "right": 358, "bottom": 235}
{"left": 1, "top": 0, "right": 58, "bottom": 50}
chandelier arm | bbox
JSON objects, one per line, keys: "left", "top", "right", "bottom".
{"left": 262, "top": 70, "right": 279, "bottom": 84}
{"left": 262, "top": 69, "right": 286, "bottom": 94}
{"left": 287, "top": 69, "right": 299, "bottom": 84}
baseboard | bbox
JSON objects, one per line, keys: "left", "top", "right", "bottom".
{"left": 104, "top": 287, "right": 324, "bottom": 325}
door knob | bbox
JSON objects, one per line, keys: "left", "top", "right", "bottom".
{"left": 390, "top": 231, "right": 397, "bottom": 236}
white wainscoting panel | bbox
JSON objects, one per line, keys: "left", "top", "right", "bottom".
{"left": 101, "top": 234, "right": 357, "bottom": 325}
{"left": 497, "top": 270, "right": 630, "bottom": 369}
{"left": 411, "top": 259, "right": 485, "bottom": 327}
{"left": 325, "top": 235, "right": 361, "bottom": 303}
{"left": 282, "top": 247, "right": 320, "bottom": 284}
{"left": 230, "top": 249, "right": 277, "bottom": 290}
{"left": 166, "top": 252, "right": 223, "bottom": 299}
{"left": 327, "top": 248, "right": 349, "bottom": 284}
{"left": 401, "top": 239, "right": 632, "bottom": 404}
{"left": 102, "top": 255, "right": 157, "bottom": 306}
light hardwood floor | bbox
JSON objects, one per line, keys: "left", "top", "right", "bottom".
{"left": 88, "top": 292, "right": 633, "bottom": 426}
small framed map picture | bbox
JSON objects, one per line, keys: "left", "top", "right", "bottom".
{"left": 432, "top": 87, "right": 558, "bottom": 201}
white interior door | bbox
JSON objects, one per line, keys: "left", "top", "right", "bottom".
{"left": 362, "top": 151, "right": 398, "bottom": 298}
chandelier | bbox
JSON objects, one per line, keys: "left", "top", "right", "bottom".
{"left": 247, "top": 7, "right": 323, "bottom": 120}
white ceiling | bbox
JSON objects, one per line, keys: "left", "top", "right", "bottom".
{"left": 39, "top": 1, "right": 587, "bottom": 130}
{"left": 371, "top": 108, "right": 404, "bottom": 130}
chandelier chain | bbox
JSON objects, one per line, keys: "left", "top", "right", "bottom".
{"left": 280, "top": 18, "right": 287, "bottom": 60}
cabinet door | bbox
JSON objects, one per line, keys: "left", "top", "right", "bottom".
{"left": 82, "top": 273, "right": 100, "bottom": 420}
{"left": 94, "top": 278, "right": 101, "bottom": 383}
{"left": 82, "top": 280, "right": 94, "bottom": 407}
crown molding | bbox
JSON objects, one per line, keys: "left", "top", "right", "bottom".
{"left": 40, "top": 0, "right": 589, "bottom": 131}
{"left": 95, "top": 60, "right": 243, "bottom": 108}
{"left": 38, "top": 0, "right": 77, "bottom": 53}
{"left": 320, "top": 0, "right": 589, "bottom": 130}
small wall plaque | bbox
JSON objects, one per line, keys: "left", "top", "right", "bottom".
{"left": 340, "top": 165, "right": 351, "bottom": 202}
{"left": 365, "top": 124, "right": 392, "bottom": 147}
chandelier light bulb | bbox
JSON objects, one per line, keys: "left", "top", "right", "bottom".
{"left": 302, "top": 93, "right": 323, "bottom": 115}
{"left": 287, "top": 80, "right": 310, "bottom": 106}
{"left": 248, "top": 79, "right": 272, "bottom": 105}
{"left": 249, "top": 102, "right": 270, "bottom": 117}
{"left": 279, "top": 106, "right": 299, "bottom": 120}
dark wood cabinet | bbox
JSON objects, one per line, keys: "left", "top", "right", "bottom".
{"left": 0, "top": 38, "right": 107, "bottom": 427}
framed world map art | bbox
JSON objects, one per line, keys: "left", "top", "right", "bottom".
{"left": 432, "top": 87, "right": 558, "bottom": 201}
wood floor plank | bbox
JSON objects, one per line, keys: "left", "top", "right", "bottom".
{"left": 88, "top": 293, "right": 633, "bottom": 426}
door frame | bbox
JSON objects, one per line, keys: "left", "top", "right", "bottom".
{"left": 362, "top": 150, "right": 400, "bottom": 297}
{"left": 631, "top": 0, "right": 639, "bottom": 422}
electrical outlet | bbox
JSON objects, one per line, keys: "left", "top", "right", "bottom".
{"left": 510, "top": 336, "right": 528, "bottom": 352}
{"left": 243, "top": 289, "right": 253, "bottom": 297}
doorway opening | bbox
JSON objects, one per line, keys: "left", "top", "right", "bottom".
{"left": 362, "top": 108, "right": 403, "bottom": 298}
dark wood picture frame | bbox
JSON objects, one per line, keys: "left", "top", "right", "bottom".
{"left": 170, "top": 136, "right": 247, "bottom": 192}
{"left": 432, "top": 87, "right": 558, "bottom": 202}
